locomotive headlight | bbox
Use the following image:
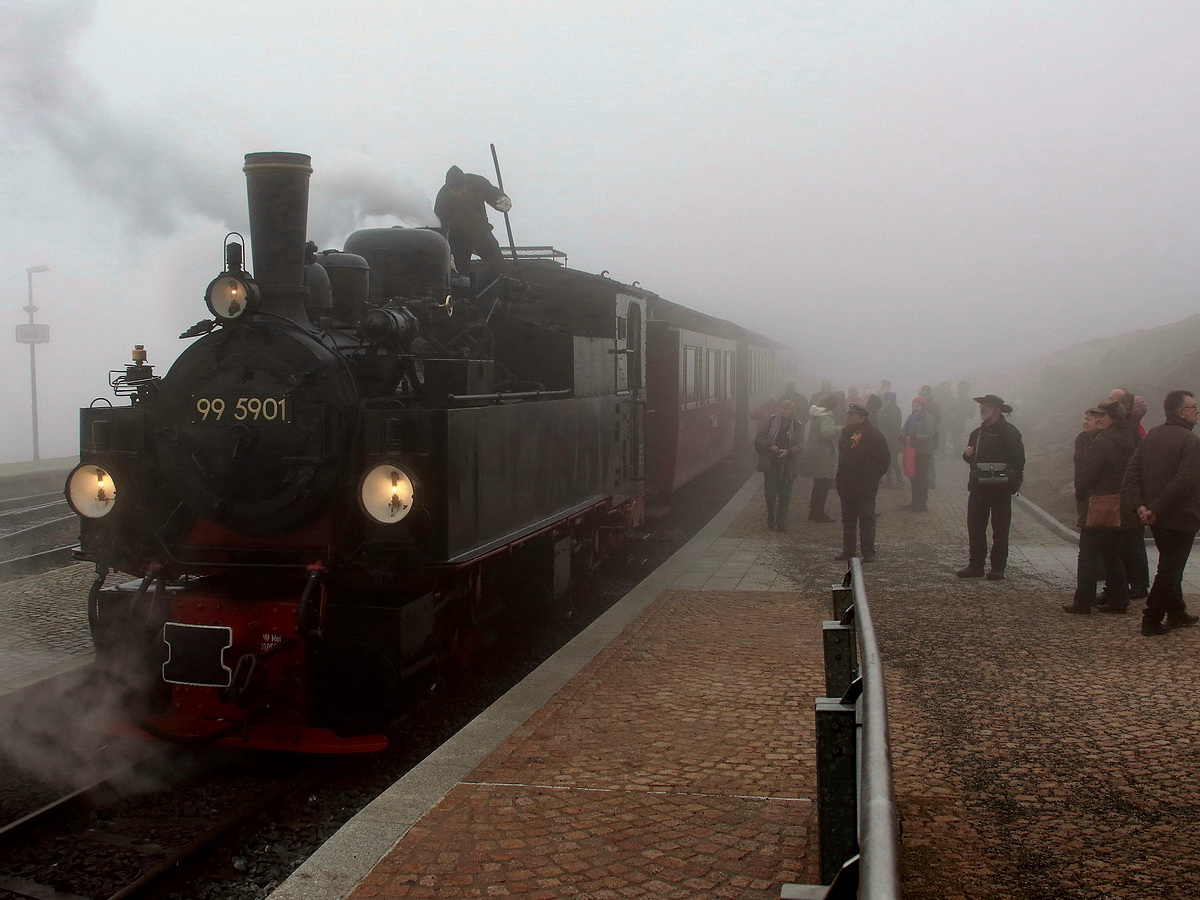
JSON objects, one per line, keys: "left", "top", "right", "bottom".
{"left": 65, "top": 464, "right": 118, "bottom": 519}
{"left": 359, "top": 464, "right": 416, "bottom": 524}
{"left": 204, "top": 274, "right": 258, "bottom": 320}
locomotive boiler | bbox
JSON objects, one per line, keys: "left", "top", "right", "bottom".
{"left": 67, "top": 152, "right": 648, "bottom": 752}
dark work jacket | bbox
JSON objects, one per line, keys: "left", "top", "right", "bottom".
{"left": 836, "top": 422, "right": 891, "bottom": 493}
{"left": 1122, "top": 417, "right": 1200, "bottom": 532}
{"left": 755, "top": 415, "right": 803, "bottom": 481}
{"left": 964, "top": 416, "right": 1025, "bottom": 493}
{"left": 434, "top": 173, "right": 504, "bottom": 234}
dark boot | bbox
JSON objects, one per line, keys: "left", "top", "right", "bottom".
{"left": 1141, "top": 612, "right": 1170, "bottom": 636}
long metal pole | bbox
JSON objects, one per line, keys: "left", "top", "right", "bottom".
{"left": 489, "top": 143, "right": 519, "bottom": 264}
{"left": 25, "top": 269, "right": 39, "bottom": 461}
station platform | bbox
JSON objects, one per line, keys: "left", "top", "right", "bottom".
{"left": 0, "top": 456, "right": 76, "bottom": 498}
{"left": 267, "top": 461, "right": 1200, "bottom": 900}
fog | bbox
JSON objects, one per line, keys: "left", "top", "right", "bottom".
{"left": 2, "top": 0, "right": 1198, "bottom": 462}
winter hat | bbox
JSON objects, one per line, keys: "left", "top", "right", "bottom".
{"left": 1132, "top": 396, "right": 1148, "bottom": 423}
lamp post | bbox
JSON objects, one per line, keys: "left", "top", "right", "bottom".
{"left": 20, "top": 265, "right": 50, "bottom": 461}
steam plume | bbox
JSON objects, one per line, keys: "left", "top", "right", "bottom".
{"left": 0, "top": 0, "right": 435, "bottom": 243}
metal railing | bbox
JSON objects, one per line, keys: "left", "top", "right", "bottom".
{"left": 782, "top": 557, "right": 901, "bottom": 900}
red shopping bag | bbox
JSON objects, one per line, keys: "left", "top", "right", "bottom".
{"left": 902, "top": 437, "right": 916, "bottom": 479}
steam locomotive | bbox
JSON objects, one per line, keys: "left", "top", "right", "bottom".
{"left": 66, "top": 152, "right": 787, "bottom": 753}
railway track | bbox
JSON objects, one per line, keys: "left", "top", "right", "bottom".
{"left": 0, "top": 756, "right": 317, "bottom": 900}
{"left": 0, "top": 492, "right": 64, "bottom": 515}
{"left": 0, "top": 492, "right": 79, "bottom": 582}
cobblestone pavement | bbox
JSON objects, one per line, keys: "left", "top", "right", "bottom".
{"left": 0, "top": 562, "right": 95, "bottom": 695}
{"left": 820, "top": 469, "right": 1200, "bottom": 900}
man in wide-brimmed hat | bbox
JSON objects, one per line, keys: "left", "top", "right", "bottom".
{"left": 956, "top": 394, "right": 1025, "bottom": 580}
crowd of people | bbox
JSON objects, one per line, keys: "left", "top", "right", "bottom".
{"left": 755, "top": 380, "right": 1200, "bottom": 638}
{"left": 1064, "top": 388, "right": 1200, "bottom": 637}
{"left": 755, "top": 379, "right": 1007, "bottom": 565}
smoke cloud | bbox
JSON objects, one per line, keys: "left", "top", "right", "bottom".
{"left": 0, "top": 0, "right": 434, "bottom": 246}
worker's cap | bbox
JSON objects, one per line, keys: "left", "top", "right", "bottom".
{"left": 847, "top": 404, "right": 870, "bottom": 417}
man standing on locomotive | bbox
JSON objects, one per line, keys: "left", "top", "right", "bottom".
{"left": 434, "top": 165, "right": 512, "bottom": 276}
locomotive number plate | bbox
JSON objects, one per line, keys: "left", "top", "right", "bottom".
{"left": 192, "top": 396, "right": 293, "bottom": 424}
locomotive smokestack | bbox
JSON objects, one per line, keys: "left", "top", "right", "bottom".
{"left": 243, "top": 151, "right": 313, "bottom": 322}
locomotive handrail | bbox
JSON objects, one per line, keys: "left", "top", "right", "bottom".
{"left": 446, "top": 388, "right": 571, "bottom": 405}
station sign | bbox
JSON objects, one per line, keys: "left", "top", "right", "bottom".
{"left": 15, "top": 324, "right": 49, "bottom": 344}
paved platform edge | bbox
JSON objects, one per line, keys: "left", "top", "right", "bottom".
{"left": 266, "top": 474, "right": 762, "bottom": 900}
{"left": 0, "top": 655, "right": 95, "bottom": 701}
{"left": 1014, "top": 493, "right": 1079, "bottom": 544}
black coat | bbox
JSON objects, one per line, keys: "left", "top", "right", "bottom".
{"left": 434, "top": 172, "right": 505, "bottom": 234}
{"left": 964, "top": 416, "right": 1025, "bottom": 493}
{"left": 835, "top": 422, "right": 891, "bottom": 492}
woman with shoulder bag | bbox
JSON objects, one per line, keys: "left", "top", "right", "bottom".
{"left": 1063, "top": 401, "right": 1136, "bottom": 614}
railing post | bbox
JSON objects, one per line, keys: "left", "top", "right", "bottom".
{"left": 814, "top": 697, "right": 858, "bottom": 885}
{"left": 821, "top": 621, "right": 855, "bottom": 699}
{"left": 831, "top": 583, "right": 853, "bottom": 618}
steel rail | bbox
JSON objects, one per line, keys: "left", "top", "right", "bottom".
{"left": 0, "top": 545, "right": 79, "bottom": 581}
{"left": 0, "top": 498, "right": 67, "bottom": 518}
{"left": 0, "top": 514, "right": 75, "bottom": 542}
{"left": 0, "top": 491, "right": 63, "bottom": 513}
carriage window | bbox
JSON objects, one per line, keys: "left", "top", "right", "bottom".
{"left": 683, "top": 346, "right": 700, "bottom": 407}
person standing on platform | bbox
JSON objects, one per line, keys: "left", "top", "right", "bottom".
{"left": 800, "top": 395, "right": 839, "bottom": 523}
{"left": 1122, "top": 390, "right": 1200, "bottom": 636}
{"left": 1063, "top": 401, "right": 1134, "bottom": 615}
{"left": 755, "top": 400, "right": 803, "bottom": 532}
{"left": 1096, "top": 387, "right": 1150, "bottom": 608}
{"left": 835, "top": 404, "right": 892, "bottom": 562}
{"left": 919, "top": 385, "right": 942, "bottom": 487}
{"left": 900, "top": 396, "right": 936, "bottom": 512}
{"left": 879, "top": 391, "right": 903, "bottom": 488}
{"left": 957, "top": 394, "right": 1025, "bottom": 580}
